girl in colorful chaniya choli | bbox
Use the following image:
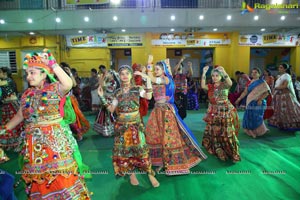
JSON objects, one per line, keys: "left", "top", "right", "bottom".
{"left": 0, "top": 50, "right": 90, "bottom": 199}
{"left": 145, "top": 57, "right": 207, "bottom": 175}
{"left": 0, "top": 67, "right": 24, "bottom": 152}
{"left": 94, "top": 69, "right": 120, "bottom": 137}
{"left": 268, "top": 63, "right": 300, "bottom": 131}
{"left": 97, "top": 65, "right": 159, "bottom": 187}
{"left": 201, "top": 66, "right": 240, "bottom": 163}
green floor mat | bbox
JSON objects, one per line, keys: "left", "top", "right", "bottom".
{"left": 1, "top": 108, "right": 300, "bottom": 200}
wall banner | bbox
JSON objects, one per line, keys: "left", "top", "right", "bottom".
{"left": 152, "top": 36, "right": 230, "bottom": 47}
{"left": 187, "top": 39, "right": 231, "bottom": 47}
{"left": 106, "top": 35, "right": 144, "bottom": 47}
{"left": 239, "top": 34, "right": 300, "bottom": 46}
{"left": 151, "top": 39, "right": 187, "bottom": 46}
{"left": 66, "top": 34, "right": 107, "bottom": 47}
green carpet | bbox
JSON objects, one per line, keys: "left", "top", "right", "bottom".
{"left": 1, "top": 107, "right": 300, "bottom": 200}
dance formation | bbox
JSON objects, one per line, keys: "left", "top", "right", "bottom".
{"left": 0, "top": 48, "right": 300, "bottom": 196}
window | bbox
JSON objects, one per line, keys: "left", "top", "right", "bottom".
{"left": 161, "top": 0, "right": 198, "bottom": 8}
{"left": 0, "top": 51, "right": 17, "bottom": 73}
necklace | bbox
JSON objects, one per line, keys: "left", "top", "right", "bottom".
{"left": 214, "top": 82, "right": 220, "bottom": 88}
{"left": 121, "top": 83, "right": 131, "bottom": 94}
{"left": 122, "top": 86, "right": 130, "bottom": 94}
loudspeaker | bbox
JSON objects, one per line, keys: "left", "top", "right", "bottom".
{"left": 175, "top": 49, "right": 182, "bottom": 56}
{"left": 124, "top": 49, "right": 131, "bottom": 56}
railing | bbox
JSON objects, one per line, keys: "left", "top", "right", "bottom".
{"left": 1, "top": 0, "right": 299, "bottom": 10}
{"left": 0, "top": 0, "right": 242, "bottom": 10}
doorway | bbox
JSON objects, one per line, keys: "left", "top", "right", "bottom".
{"left": 250, "top": 47, "right": 291, "bottom": 76}
{"left": 166, "top": 48, "right": 214, "bottom": 78}
{"left": 110, "top": 48, "right": 132, "bottom": 70}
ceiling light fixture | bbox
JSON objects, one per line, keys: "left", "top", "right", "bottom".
{"left": 170, "top": 28, "right": 175, "bottom": 32}
{"left": 111, "top": 0, "right": 121, "bottom": 4}
{"left": 0, "top": 19, "right": 5, "bottom": 24}
{"left": 170, "top": 15, "right": 176, "bottom": 21}
{"left": 55, "top": 17, "right": 61, "bottom": 23}
{"left": 121, "top": 29, "right": 126, "bottom": 32}
{"left": 29, "top": 32, "right": 35, "bottom": 35}
{"left": 199, "top": 15, "right": 204, "bottom": 20}
{"left": 213, "top": 28, "right": 218, "bottom": 31}
{"left": 84, "top": 17, "right": 89, "bottom": 22}
{"left": 261, "top": 28, "right": 266, "bottom": 31}
{"left": 271, "top": 0, "right": 283, "bottom": 4}
{"left": 113, "top": 16, "right": 118, "bottom": 21}
{"left": 78, "top": 30, "right": 83, "bottom": 34}
{"left": 227, "top": 15, "right": 232, "bottom": 20}
{"left": 254, "top": 15, "right": 259, "bottom": 20}
{"left": 280, "top": 15, "right": 286, "bottom": 20}
{"left": 27, "top": 18, "right": 33, "bottom": 23}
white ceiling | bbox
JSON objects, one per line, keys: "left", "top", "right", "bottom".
{"left": 0, "top": 8, "right": 300, "bottom": 36}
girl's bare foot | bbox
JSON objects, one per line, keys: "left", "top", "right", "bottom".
{"left": 0, "top": 148, "right": 9, "bottom": 163}
{"left": 148, "top": 174, "right": 160, "bottom": 188}
{"left": 156, "top": 166, "right": 163, "bottom": 173}
{"left": 130, "top": 174, "right": 139, "bottom": 186}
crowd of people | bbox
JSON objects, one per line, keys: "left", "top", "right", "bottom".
{"left": 0, "top": 50, "right": 300, "bottom": 199}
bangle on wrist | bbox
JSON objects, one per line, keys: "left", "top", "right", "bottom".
{"left": 99, "top": 95, "right": 108, "bottom": 106}
{"left": 147, "top": 65, "right": 153, "bottom": 71}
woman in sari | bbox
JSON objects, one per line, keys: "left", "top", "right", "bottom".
{"left": 268, "top": 63, "right": 300, "bottom": 130}
{"left": 144, "top": 56, "right": 207, "bottom": 175}
{"left": 235, "top": 68, "right": 271, "bottom": 138}
{"left": 201, "top": 66, "right": 240, "bottom": 162}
